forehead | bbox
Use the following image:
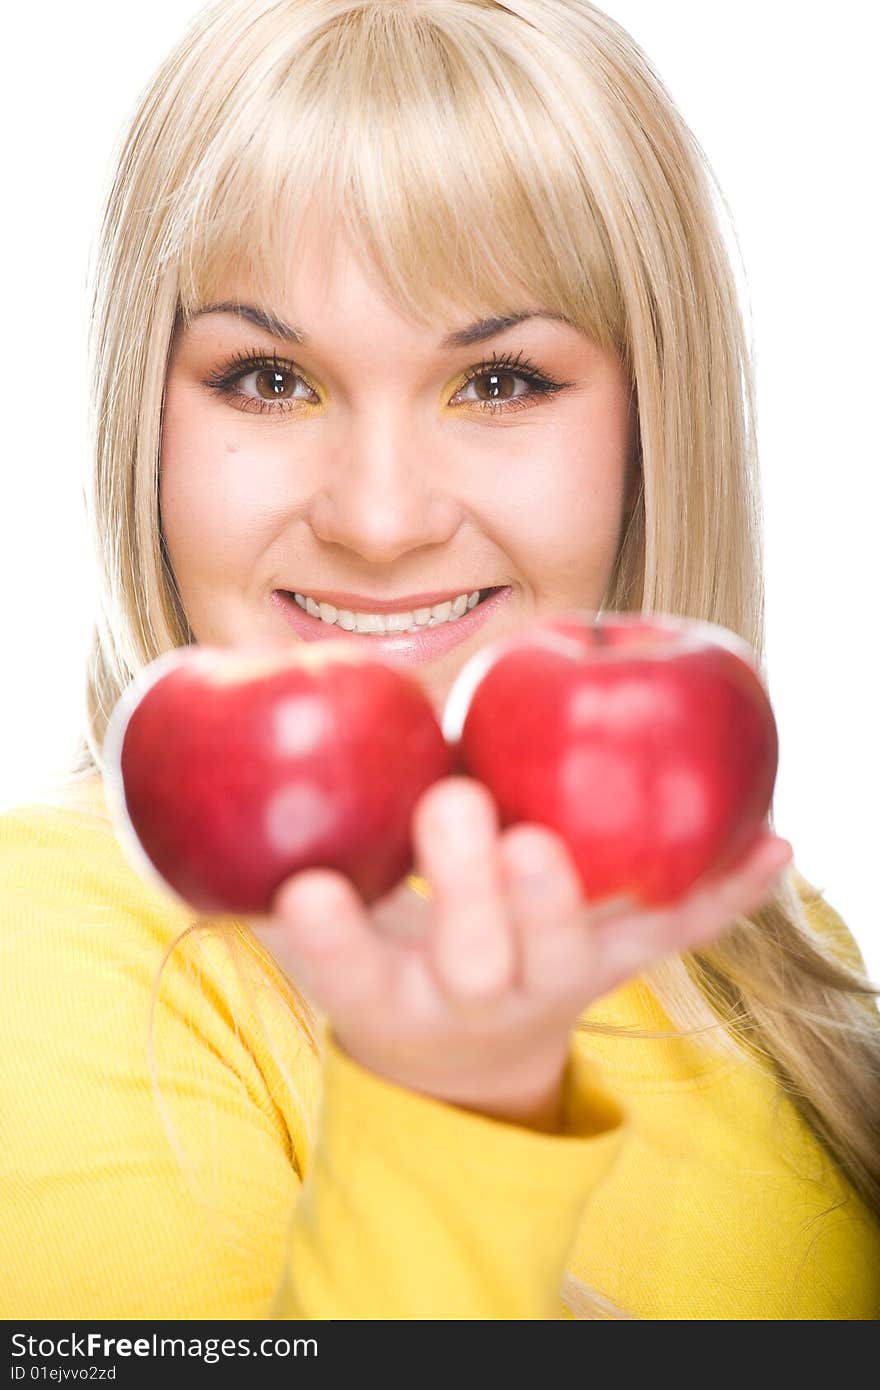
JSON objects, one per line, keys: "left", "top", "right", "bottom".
{"left": 185, "top": 299, "right": 580, "bottom": 362}
{"left": 179, "top": 203, "right": 580, "bottom": 364}
{"left": 185, "top": 206, "right": 548, "bottom": 340}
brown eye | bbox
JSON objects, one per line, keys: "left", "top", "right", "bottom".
{"left": 471, "top": 370, "right": 519, "bottom": 403}
{"left": 451, "top": 350, "right": 569, "bottom": 415}
{"left": 254, "top": 367, "right": 298, "bottom": 401}
{"left": 203, "top": 352, "right": 317, "bottom": 414}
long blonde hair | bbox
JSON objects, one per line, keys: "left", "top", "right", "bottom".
{"left": 53, "top": 0, "right": 878, "bottom": 1318}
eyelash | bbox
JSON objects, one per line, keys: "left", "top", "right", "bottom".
{"left": 202, "top": 345, "right": 570, "bottom": 417}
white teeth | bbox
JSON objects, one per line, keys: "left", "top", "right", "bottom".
{"left": 355, "top": 612, "right": 385, "bottom": 634}
{"left": 291, "top": 588, "right": 490, "bottom": 634}
{"left": 384, "top": 611, "right": 412, "bottom": 633}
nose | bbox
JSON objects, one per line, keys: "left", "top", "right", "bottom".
{"left": 307, "top": 406, "right": 460, "bottom": 564}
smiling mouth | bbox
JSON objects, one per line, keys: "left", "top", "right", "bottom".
{"left": 283, "top": 586, "right": 504, "bottom": 635}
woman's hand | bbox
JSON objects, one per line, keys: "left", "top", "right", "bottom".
{"left": 247, "top": 777, "right": 792, "bottom": 1127}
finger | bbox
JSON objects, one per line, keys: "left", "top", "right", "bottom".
{"left": 590, "top": 835, "right": 793, "bottom": 994}
{"left": 370, "top": 873, "right": 432, "bottom": 944}
{"left": 499, "top": 823, "right": 595, "bottom": 999}
{"left": 669, "top": 834, "right": 794, "bottom": 951}
{"left": 413, "top": 777, "right": 515, "bottom": 1003}
{"left": 250, "top": 869, "right": 389, "bottom": 1016}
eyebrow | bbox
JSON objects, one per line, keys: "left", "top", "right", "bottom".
{"left": 189, "top": 301, "right": 575, "bottom": 348}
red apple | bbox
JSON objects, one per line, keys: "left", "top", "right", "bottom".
{"left": 442, "top": 611, "right": 779, "bottom": 908}
{"left": 103, "top": 641, "right": 453, "bottom": 914}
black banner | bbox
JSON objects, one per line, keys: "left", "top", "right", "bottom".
{"left": 3, "top": 1321, "right": 560, "bottom": 1382}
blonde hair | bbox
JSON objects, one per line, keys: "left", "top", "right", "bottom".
{"left": 53, "top": 0, "right": 878, "bottom": 1318}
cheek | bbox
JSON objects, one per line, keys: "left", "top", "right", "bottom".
{"left": 159, "top": 380, "right": 281, "bottom": 580}
{"left": 490, "top": 428, "right": 627, "bottom": 595}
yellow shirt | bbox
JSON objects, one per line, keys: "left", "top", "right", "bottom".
{"left": 1, "top": 775, "right": 877, "bottom": 1319}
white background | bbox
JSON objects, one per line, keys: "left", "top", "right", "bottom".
{"left": 2, "top": 2, "right": 877, "bottom": 980}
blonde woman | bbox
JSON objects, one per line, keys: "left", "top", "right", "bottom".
{"left": 1, "top": 0, "right": 878, "bottom": 1321}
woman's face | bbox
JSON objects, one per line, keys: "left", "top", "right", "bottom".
{"left": 160, "top": 217, "right": 639, "bottom": 712}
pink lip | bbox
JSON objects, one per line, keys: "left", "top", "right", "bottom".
{"left": 270, "top": 586, "right": 513, "bottom": 665}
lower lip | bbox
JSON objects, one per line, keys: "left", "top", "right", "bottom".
{"left": 270, "top": 587, "right": 514, "bottom": 665}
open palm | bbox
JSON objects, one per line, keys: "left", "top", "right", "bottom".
{"left": 248, "top": 776, "right": 792, "bottom": 1114}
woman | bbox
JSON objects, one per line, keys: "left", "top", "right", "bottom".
{"left": 1, "top": 0, "right": 877, "bottom": 1319}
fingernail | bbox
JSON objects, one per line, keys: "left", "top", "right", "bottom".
{"left": 432, "top": 807, "right": 491, "bottom": 855}
{"left": 509, "top": 845, "right": 558, "bottom": 894}
{"left": 512, "top": 870, "right": 554, "bottom": 898}
{"left": 512, "top": 844, "right": 555, "bottom": 877}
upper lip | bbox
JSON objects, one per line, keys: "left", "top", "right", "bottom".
{"left": 278, "top": 586, "right": 501, "bottom": 613}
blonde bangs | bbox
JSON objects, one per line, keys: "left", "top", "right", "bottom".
{"left": 172, "top": 0, "right": 623, "bottom": 352}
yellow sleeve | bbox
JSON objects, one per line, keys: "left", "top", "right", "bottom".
{"left": 277, "top": 1026, "right": 626, "bottom": 1319}
{"left": 0, "top": 813, "right": 302, "bottom": 1319}
{"left": 0, "top": 808, "right": 626, "bottom": 1321}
